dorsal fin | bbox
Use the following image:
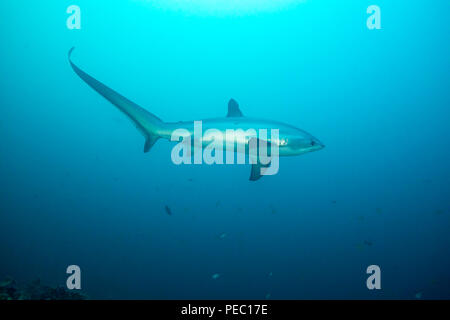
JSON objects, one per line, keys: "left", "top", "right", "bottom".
{"left": 227, "top": 99, "right": 244, "bottom": 117}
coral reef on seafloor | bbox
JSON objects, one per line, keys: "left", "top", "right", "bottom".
{"left": 0, "top": 276, "right": 87, "bottom": 300}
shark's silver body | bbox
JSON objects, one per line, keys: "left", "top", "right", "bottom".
{"left": 68, "top": 48, "right": 324, "bottom": 180}
{"left": 161, "top": 117, "right": 323, "bottom": 157}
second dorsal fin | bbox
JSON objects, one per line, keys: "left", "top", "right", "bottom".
{"left": 227, "top": 98, "right": 244, "bottom": 117}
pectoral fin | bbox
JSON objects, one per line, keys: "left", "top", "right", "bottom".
{"left": 250, "top": 162, "right": 271, "bottom": 181}
{"left": 248, "top": 137, "right": 272, "bottom": 181}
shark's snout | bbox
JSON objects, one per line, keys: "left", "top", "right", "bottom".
{"left": 311, "top": 138, "right": 325, "bottom": 150}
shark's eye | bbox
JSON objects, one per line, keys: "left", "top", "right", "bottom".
{"left": 311, "top": 140, "right": 316, "bottom": 146}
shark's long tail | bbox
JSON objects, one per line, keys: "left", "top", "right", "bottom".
{"left": 68, "top": 47, "right": 163, "bottom": 152}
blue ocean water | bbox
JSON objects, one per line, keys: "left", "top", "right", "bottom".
{"left": 0, "top": 0, "right": 449, "bottom": 299}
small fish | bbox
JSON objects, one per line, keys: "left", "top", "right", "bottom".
{"left": 415, "top": 291, "right": 423, "bottom": 299}
{"left": 218, "top": 232, "right": 227, "bottom": 239}
{"left": 375, "top": 208, "right": 382, "bottom": 214}
{"left": 433, "top": 209, "right": 444, "bottom": 216}
{"left": 269, "top": 205, "right": 276, "bottom": 214}
{"left": 268, "top": 272, "right": 273, "bottom": 277}
{"left": 363, "top": 240, "right": 373, "bottom": 247}
{"left": 331, "top": 200, "right": 337, "bottom": 204}
{"left": 165, "top": 205, "right": 172, "bottom": 216}
{"left": 265, "top": 293, "right": 271, "bottom": 299}
{"left": 215, "top": 200, "right": 221, "bottom": 207}
{"left": 211, "top": 273, "right": 221, "bottom": 280}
